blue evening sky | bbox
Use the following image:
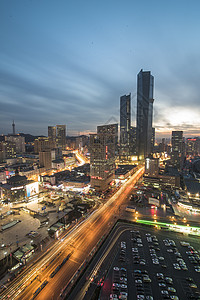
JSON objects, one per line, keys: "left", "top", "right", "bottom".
{"left": 0, "top": 0, "right": 200, "bottom": 138}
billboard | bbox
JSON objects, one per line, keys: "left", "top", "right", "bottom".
{"left": 26, "top": 182, "right": 39, "bottom": 197}
{"left": 149, "top": 197, "right": 160, "bottom": 207}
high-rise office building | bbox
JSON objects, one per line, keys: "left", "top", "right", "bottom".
{"left": 120, "top": 94, "right": 131, "bottom": 157}
{"left": 171, "top": 131, "right": 184, "bottom": 169}
{"left": 120, "top": 94, "right": 131, "bottom": 147}
{"left": 56, "top": 125, "right": 66, "bottom": 150}
{"left": 48, "top": 126, "right": 57, "bottom": 142}
{"left": 136, "top": 69, "right": 154, "bottom": 159}
{"left": 90, "top": 124, "right": 117, "bottom": 191}
{"left": 129, "top": 126, "right": 137, "bottom": 155}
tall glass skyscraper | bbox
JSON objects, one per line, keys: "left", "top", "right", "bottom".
{"left": 136, "top": 69, "right": 154, "bottom": 159}
{"left": 48, "top": 126, "right": 57, "bottom": 142}
{"left": 120, "top": 94, "right": 131, "bottom": 153}
{"left": 56, "top": 125, "right": 66, "bottom": 150}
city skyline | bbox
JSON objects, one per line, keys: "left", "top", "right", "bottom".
{"left": 1, "top": 1, "right": 200, "bottom": 138}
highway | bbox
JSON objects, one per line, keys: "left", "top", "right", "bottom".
{"left": 0, "top": 166, "right": 144, "bottom": 300}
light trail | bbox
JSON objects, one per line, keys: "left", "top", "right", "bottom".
{"left": 0, "top": 166, "right": 144, "bottom": 300}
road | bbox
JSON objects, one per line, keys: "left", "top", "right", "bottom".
{"left": 0, "top": 167, "right": 144, "bottom": 300}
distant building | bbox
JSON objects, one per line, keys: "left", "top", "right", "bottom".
{"left": 34, "top": 137, "right": 56, "bottom": 154}
{"left": 136, "top": 69, "right": 154, "bottom": 159}
{"left": 48, "top": 126, "right": 57, "bottom": 142}
{"left": 171, "top": 131, "right": 184, "bottom": 169}
{"left": 145, "top": 157, "right": 159, "bottom": 177}
{"left": 5, "top": 135, "right": 25, "bottom": 154}
{"left": 151, "top": 127, "right": 155, "bottom": 151}
{"left": 186, "top": 137, "right": 200, "bottom": 156}
{"left": 120, "top": 94, "right": 131, "bottom": 156}
{"left": 129, "top": 126, "right": 137, "bottom": 155}
{"left": 56, "top": 125, "right": 66, "bottom": 150}
{"left": 39, "top": 151, "right": 52, "bottom": 169}
{"left": 143, "top": 167, "right": 180, "bottom": 189}
{"left": 52, "top": 159, "right": 65, "bottom": 170}
{"left": 0, "top": 141, "right": 16, "bottom": 162}
{"left": 0, "top": 174, "right": 39, "bottom": 202}
{"left": 90, "top": 124, "right": 116, "bottom": 191}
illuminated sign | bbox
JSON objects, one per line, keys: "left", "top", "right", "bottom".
{"left": 26, "top": 182, "right": 39, "bottom": 197}
{"left": 146, "top": 158, "right": 150, "bottom": 170}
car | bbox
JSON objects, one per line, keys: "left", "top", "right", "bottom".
{"left": 180, "top": 241, "right": 190, "bottom": 247}
{"left": 194, "top": 267, "right": 200, "bottom": 272}
{"left": 143, "top": 276, "right": 151, "bottom": 283}
{"left": 120, "top": 277, "right": 127, "bottom": 282}
{"left": 135, "top": 279, "right": 142, "bottom": 284}
{"left": 161, "top": 290, "right": 169, "bottom": 295}
{"left": 134, "top": 270, "right": 142, "bottom": 274}
{"left": 167, "top": 249, "right": 173, "bottom": 253}
{"left": 159, "top": 283, "right": 167, "bottom": 287}
{"left": 152, "top": 259, "right": 159, "bottom": 264}
{"left": 146, "top": 296, "right": 154, "bottom": 300}
{"left": 189, "top": 283, "right": 197, "bottom": 289}
{"left": 110, "top": 294, "right": 118, "bottom": 299}
{"left": 156, "top": 273, "right": 164, "bottom": 278}
{"left": 173, "top": 263, "right": 181, "bottom": 270}
{"left": 113, "top": 267, "right": 120, "bottom": 271}
{"left": 120, "top": 292, "right": 128, "bottom": 296}
{"left": 137, "top": 295, "right": 145, "bottom": 299}
{"left": 167, "top": 287, "right": 176, "bottom": 293}
{"left": 186, "top": 277, "right": 194, "bottom": 282}
{"left": 161, "top": 264, "right": 167, "bottom": 268}
{"left": 132, "top": 248, "right": 139, "bottom": 253}
{"left": 120, "top": 284, "right": 127, "bottom": 289}
{"left": 170, "top": 296, "right": 179, "bottom": 300}
{"left": 113, "top": 283, "right": 120, "bottom": 288}
{"left": 159, "top": 257, "right": 165, "bottom": 261}
{"left": 165, "top": 277, "right": 173, "bottom": 284}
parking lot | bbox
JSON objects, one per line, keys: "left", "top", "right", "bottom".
{"left": 100, "top": 224, "right": 200, "bottom": 300}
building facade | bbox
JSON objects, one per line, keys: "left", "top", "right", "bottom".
{"left": 5, "top": 135, "right": 25, "bottom": 154}
{"left": 90, "top": 124, "right": 117, "bottom": 191}
{"left": 34, "top": 137, "right": 56, "bottom": 153}
{"left": 171, "top": 131, "right": 184, "bottom": 169}
{"left": 56, "top": 125, "right": 66, "bottom": 150}
{"left": 48, "top": 126, "right": 57, "bottom": 142}
{"left": 136, "top": 69, "right": 154, "bottom": 159}
{"left": 120, "top": 94, "right": 131, "bottom": 155}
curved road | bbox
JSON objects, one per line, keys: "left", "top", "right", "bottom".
{"left": 0, "top": 167, "right": 144, "bottom": 300}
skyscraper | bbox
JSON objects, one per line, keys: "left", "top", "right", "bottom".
{"left": 120, "top": 94, "right": 131, "bottom": 155}
{"left": 48, "top": 126, "right": 57, "bottom": 142}
{"left": 136, "top": 69, "right": 154, "bottom": 159}
{"left": 90, "top": 124, "right": 117, "bottom": 191}
{"left": 171, "top": 131, "right": 184, "bottom": 169}
{"left": 56, "top": 125, "right": 66, "bottom": 150}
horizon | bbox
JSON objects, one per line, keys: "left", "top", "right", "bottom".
{"left": 1, "top": 1, "right": 200, "bottom": 137}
